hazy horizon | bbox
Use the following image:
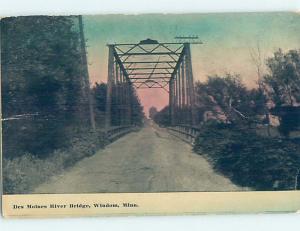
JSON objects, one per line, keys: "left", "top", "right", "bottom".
{"left": 83, "top": 12, "right": 300, "bottom": 115}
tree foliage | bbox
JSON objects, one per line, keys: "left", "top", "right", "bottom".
{"left": 91, "top": 82, "right": 144, "bottom": 126}
{"left": 91, "top": 82, "right": 107, "bottom": 126}
{"left": 149, "top": 107, "right": 158, "bottom": 120}
{"left": 194, "top": 122, "right": 300, "bottom": 190}
{"left": 153, "top": 106, "right": 170, "bottom": 126}
{"left": 130, "top": 88, "right": 145, "bottom": 126}
{"left": 195, "top": 74, "right": 266, "bottom": 124}
{"left": 263, "top": 49, "right": 300, "bottom": 137}
{"left": 1, "top": 16, "right": 88, "bottom": 158}
{"left": 263, "top": 49, "right": 300, "bottom": 107}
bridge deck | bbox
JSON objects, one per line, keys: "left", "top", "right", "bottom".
{"left": 34, "top": 123, "right": 245, "bottom": 193}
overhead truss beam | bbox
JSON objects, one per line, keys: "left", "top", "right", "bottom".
{"left": 119, "top": 52, "right": 181, "bottom": 56}
{"left": 126, "top": 67, "right": 174, "bottom": 70}
{"left": 105, "top": 39, "right": 200, "bottom": 127}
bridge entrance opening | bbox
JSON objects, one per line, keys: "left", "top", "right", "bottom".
{"left": 105, "top": 39, "right": 200, "bottom": 128}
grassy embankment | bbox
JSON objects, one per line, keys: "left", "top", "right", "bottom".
{"left": 3, "top": 129, "right": 108, "bottom": 194}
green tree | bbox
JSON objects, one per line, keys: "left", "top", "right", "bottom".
{"left": 1, "top": 16, "right": 87, "bottom": 158}
{"left": 262, "top": 49, "right": 300, "bottom": 137}
{"left": 92, "top": 83, "right": 107, "bottom": 112}
{"left": 149, "top": 107, "right": 158, "bottom": 120}
{"left": 92, "top": 82, "right": 144, "bottom": 126}
{"left": 91, "top": 82, "right": 107, "bottom": 126}
{"left": 195, "top": 74, "right": 264, "bottom": 124}
{"left": 130, "top": 88, "right": 145, "bottom": 126}
{"left": 153, "top": 106, "right": 170, "bottom": 127}
{"left": 263, "top": 49, "right": 300, "bottom": 106}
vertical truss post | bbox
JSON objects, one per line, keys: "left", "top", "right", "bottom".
{"left": 105, "top": 45, "right": 115, "bottom": 129}
{"left": 110, "top": 45, "right": 134, "bottom": 126}
{"left": 184, "top": 43, "right": 196, "bottom": 125}
{"left": 122, "top": 75, "right": 125, "bottom": 125}
{"left": 184, "top": 48, "right": 191, "bottom": 122}
{"left": 126, "top": 82, "right": 132, "bottom": 125}
{"left": 174, "top": 73, "right": 178, "bottom": 123}
{"left": 177, "top": 74, "right": 180, "bottom": 109}
{"left": 169, "top": 78, "right": 175, "bottom": 126}
{"left": 181, "top": 60, "right": 185, "bottom": 108}
{"left": 121, "top": 71, "right": 125, "bottom": 125}
{"left": 184, "top": 55, "right": 190, "bottom": 108}
{"left": 181, "top": 61, "right": 185, "bottom": 124}
{"left": 115, "top": 62, "right": 120, "bottom": 124}
{"left": 118, "top": 69, "right": 122, "bottom": 125}
{"left": 118, "top": 66, "right": 121, "bottom": 125}
{"left": 178, "top": 66, "right": 182, "bottom": 124}
{"left": 178, "top": 67, "right": 182, "bottom": 109}
{"left": 119, "top": 67, "right": 123, "bottom": 125}
{"left": 123, "top": 74, "right": 128, "bottom": 125}
{"left": 182, "top": 56, "right": 189, "bottom": 123}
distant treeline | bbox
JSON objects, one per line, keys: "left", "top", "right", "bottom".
{"left": 1, "top": 16, "right": 144, "bottom": 160}
{"left": 92, "top": 82, "right": 144, "bottom": 127}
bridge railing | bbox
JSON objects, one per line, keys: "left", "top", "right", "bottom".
{"left": 167, "top": 125, "right": 200, "bottom": 144}
{"left": 105, "top": 125, "right": 139, "bottom": 142}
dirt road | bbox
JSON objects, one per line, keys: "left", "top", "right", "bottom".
{"left": 34, "top": 124, "right": 244, "bottom": 193}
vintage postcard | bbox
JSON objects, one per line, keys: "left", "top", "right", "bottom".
{"left": 1, "top": 12, "right": 300, "bottom": 217}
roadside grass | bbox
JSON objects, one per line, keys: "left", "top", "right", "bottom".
{"left": 3, "top": 129, "right": 108, "bottom": 194}
{"left": 193, "top": 122, "right": 300, "bottom": 190}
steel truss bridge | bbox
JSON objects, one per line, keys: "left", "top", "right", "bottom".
{"left": 105, "top": 38, "right": 201, "bottom": 128}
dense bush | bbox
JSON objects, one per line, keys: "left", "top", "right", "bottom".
{"left": 91, "top": 82, "right": 144, "bottom": 127}
{"left": 271, "top": 106, "right": 300, "bottom": 137}
{"left": 1, "top": 16, "right": 89, "bottom": 159}
{"left": 193, "top": 122, "right": 300, "bottom": 190}
{"left": 3, "top": 129, "right": 107, "bottom": 194}
{"left": 153, "top": 106, "right": 171, "bottom": 126}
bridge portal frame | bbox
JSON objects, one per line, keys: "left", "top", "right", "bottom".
{"left": 105, "top": 40, "right": 200, "bottom": 128}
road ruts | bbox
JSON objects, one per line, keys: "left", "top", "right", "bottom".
{"left": 34, "top": 123, "right": 246, "bottom": 193}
